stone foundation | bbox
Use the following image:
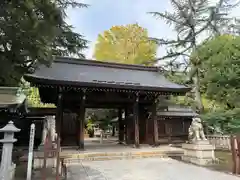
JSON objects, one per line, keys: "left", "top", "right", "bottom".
{"left": 34, "top": 157, "right": 57, "bottom": 168}
{"left": 0, "top": 163, "right": 16, "bottom": 180}
{"left": 182, "top": 140, "right": 215, "bottom": 166}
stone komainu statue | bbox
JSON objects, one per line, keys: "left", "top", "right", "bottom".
{"left": 188, "top": 117, "right": 207, "bottom": 143}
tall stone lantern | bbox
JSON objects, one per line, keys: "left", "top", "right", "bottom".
{"left": 0, "top": 121, "right": 20, "bottom": 180}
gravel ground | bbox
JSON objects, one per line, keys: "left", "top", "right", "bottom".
{"left": 67, "top": 158, "right": 240, "bottom": 180}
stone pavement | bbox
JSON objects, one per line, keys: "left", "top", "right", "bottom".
{"left": 66, "top": 158, "right": 240, "bottom": 180}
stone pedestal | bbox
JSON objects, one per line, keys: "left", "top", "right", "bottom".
{"left": 182, "top": 140, "right": 215, "bottom": 166}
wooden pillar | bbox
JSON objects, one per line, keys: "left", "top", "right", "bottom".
{"left": 118, "top": 108, "right": 124, "bottom": 143}
{"left": 133, "top": 93, "right": 140, "bottom": 148}
{"left": 145, "top": 108, "right": 149, "bottom": 143}
{"left": 124, "top": 108, "right": 129, "bottom": 144}
{"left": 55, "top": 88, "right": 63, "bottom": 179}
{"left": 56, "top": 89, "right": 63, "bottom": 140}
{"left": 152, "top": 98, "right": 158, "bottom": 146}
{"left": 111, "top": 124, "right": 115, "bottom": 136}
{"left": 77, "top": 90, "right": 86, "bottom": 150}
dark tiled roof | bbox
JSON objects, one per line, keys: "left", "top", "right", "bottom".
{"left": 24, "top": 57, "right": 190, "bottom": 93}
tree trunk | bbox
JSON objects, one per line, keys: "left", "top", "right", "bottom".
{"left": 193, "top": 69, "right": 204, "bottom": 113}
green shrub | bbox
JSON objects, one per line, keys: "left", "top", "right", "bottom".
{"left": 201, "top": 108, "right": 240, "bottom": 134}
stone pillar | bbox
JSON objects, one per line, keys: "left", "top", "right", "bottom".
{"left": 0, "top": 121, "right": 20, "bottom": 180}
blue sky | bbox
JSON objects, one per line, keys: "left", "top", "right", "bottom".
{"left": 66, "top": 0, "right": 240, "bottom": 59}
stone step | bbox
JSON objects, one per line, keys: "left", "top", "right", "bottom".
{"left": 64, "top": 155, "right": 167, "bottom": 164}
{"left": 62, "top": 150, "right": 183, "bottom": 158}
{"left": 63, "top": 151, "right": 183, "bottom": 165}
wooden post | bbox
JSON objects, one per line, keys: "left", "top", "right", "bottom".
{"left": 55, "top": 90, "right": 63, "bottom": 180}
{"left": 42, "top": 132, "right": 48, "bottom": 180}
{"left": 78, "top": 89, "right": 86, "bottom": 150}
{"left": 145, "top": 108, "right": 150, "bottom": 144}
{"left": 26, "top": 124, "right": 35, "bottom": 180}
{"left": 55, "top": 136, "right": 61, "bottom": 180}
{"left": 152, "top": 98, "right": 158, "bottom": 146}
{"left": 118, "top": 108, "right": 124, "bottom": 143}
{"left": 124, "top": 108, "right": 128, "bottom": 144}
{"left": 133, "top": 93, "right": 140, "bottom": 148}
{"left": 166, "top": 122, "right": 171, "bottom": 143}
{"left": 237, "top": 136, "right": 240, "bottom": 174}
{"left": 111, "top": 124, "right": 115, "bottom": 136}
{"left": 230, "top": 135, "right": 239, "bottom": 174}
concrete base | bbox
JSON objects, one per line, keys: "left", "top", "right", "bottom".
{"left": 181, "top": 140, "right": 215, "bottom": 166}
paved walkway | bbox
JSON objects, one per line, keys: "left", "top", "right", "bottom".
{"left": 66, "top": 158, "right": 240, "bottom": 180}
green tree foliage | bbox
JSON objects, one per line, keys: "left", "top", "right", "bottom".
{"left": 196, "top": 35, "right": 240, "bottom": 109}
{"left": 94, "top": 24, "right": 157, "bottom": 64}
{"left": 0, "top": 0, "right": 88, "bottom": 86}
{"left": 26, "top": 87, "right": 55, "bottom": 107}
{"left": 149, "top": 0, "right": 238, "bottom": 112}
{"left": 194, "top": 35, "right": 240, "bottom": 133}
{"left": 201, "top": 108, "right": 240, "bottom": 134}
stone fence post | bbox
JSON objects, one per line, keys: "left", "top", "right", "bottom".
{"left": 0, "top": 121, "right": 20, "bottom": 180}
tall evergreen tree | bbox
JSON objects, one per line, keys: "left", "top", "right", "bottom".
{"left": 0, "top": 0, "right": 88, "bottom": 86}
{"left": 149, "top": 0, "right": 238, "bottom": 112}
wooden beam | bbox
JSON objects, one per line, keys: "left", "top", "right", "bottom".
{"left": 27, "top": 107, "right": 56, "bottom": 116}
{"left": 63, "top": 92, "right": 155, "bottom": 104}
{"left": 64, "top": 101, "right": 152, "bottom": 110}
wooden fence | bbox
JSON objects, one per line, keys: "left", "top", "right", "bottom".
{"left": 206, "top": 135, "right": 231, "bottom": 150}
{"left": 206, "top": 135, "right": 240, "bottom": 175}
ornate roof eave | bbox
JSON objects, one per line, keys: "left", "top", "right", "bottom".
{"left": 25, "top": 76, "right": 190, "bottom": 96}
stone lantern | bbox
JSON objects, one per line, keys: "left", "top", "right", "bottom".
{"left": 0, "top": 121, "right": 20, "bottom": 180}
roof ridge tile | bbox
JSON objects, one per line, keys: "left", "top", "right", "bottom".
{"left": 55, "top": 56, "right": 160, "bottom": 72}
